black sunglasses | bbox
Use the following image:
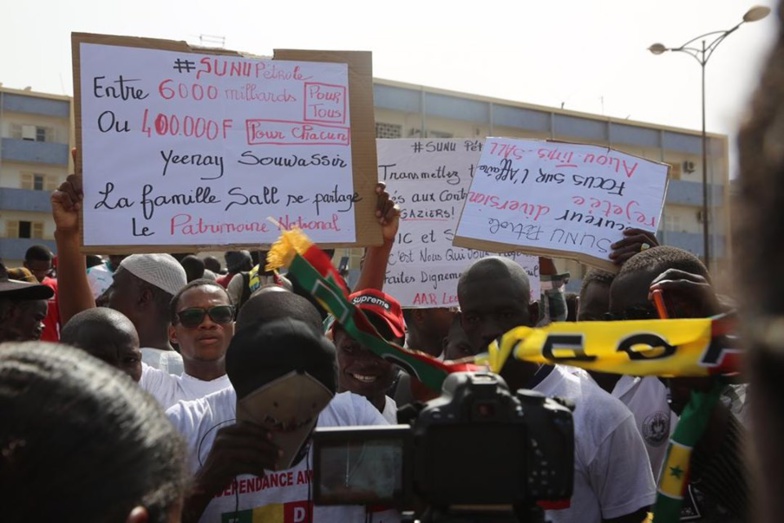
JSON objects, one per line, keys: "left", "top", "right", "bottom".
{"left": 175, "top": 305, "right": 235, "bottom": 328}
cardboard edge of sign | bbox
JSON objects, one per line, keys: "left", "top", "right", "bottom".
{"left": 71, "top": 32, "right": 382, "bottom": 255}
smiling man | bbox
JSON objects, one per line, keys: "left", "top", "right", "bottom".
{"left": 140, "top": 278, "right": 234, "bottom": 409}
{"left": 332, "top": 289, "right": 405, "bottom": 423}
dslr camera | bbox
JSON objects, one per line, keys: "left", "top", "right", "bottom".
{"left": 313, "top": 371, "right": 574, "bottom": 522}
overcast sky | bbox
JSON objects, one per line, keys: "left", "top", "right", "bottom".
{"left": 2, "top": 0, "right": 778, "bottom": 172}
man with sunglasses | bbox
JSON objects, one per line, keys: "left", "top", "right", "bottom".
{"left": 577, "top": 267, "right": 678, "bottom": 483}
{"left": 608, "top": 246, "right": 747, "bottom": 521}
{"left": 140, "top": 279, "right": 235, "bottom": 409}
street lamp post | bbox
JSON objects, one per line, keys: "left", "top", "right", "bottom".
{"left": 648, "top": 5, "right": 770, "bottom": 270}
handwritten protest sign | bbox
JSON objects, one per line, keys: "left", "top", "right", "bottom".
{"left": 378, "top": 139, "right": 539, "bottom": 307}
{"left": 453, "top": 138, "right": 669, "bottom": 270}
{"left": 72, "top": 33, "right": 381, "bottom": 253}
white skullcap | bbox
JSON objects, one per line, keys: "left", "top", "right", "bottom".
{"left": 119, "top": 254, "right": 187, "bottom": 297}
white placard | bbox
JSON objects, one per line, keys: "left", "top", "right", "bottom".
{"left": 378, "top": 139, "right": 539, "bottom": 308}
{"left": 79, "top": 43, "right": 357, "bottom": 248}
{"left": 454, "top": 138, "right": 669, "bottom": 268}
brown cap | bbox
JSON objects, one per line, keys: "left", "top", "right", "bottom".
{"left": 0, "top": 262, "right": 54, "bottom": 300}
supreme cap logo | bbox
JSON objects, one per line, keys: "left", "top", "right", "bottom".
{"left": 351, "top": 294, "right": 391, "bottom": 310}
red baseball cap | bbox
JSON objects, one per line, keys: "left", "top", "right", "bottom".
{"left": 348, "top": 289, "right": 406, "bottom": 340}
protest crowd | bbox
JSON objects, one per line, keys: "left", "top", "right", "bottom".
{"left": 6, "top": 16, "right": 784, "bottom": 523}
{"left": 0, "top": 171, "right": 750, "bottom": 523}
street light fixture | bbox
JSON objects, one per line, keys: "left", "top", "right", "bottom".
{"left": 648, "top": 5, "right": 770, "bottom": 270}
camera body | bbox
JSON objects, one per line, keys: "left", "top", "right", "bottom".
{"left": 313, "top": 371, "right": 574, "bottom": 512}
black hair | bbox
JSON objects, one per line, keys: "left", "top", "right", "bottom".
{"left": 236, "top": 288, "right": 322, "bottom": 332}
{"left": 565, "top": 292, "right": 579, "bottom": 322}
{"left": 617, "top": 246, "right": 710, "bottom": 283}
{"left": 169, "top": 252, "right": 194, "bottom": 263}
{"left": 0, "top": 342, "right": 187, "bottom": 522}
{"left": 579, "top": 269, "right": 616, "bottom": 300}
{"left": 457, "top": 256, "right": 530, "bottom": 301}
{"left": 402, "top": 308, "right": 414, "bottom": 326}
{"left": 61, "top": 308, "right": 136, "bottom": 352}
{"left": 202, "top": 255, "right": 222, "bottom": 274}
{"left": 180, "top": 255, "right": 205, "bottom": 282}
{"left": 169, "top": 278, "right": 232, "bottom": 322}
{"left": 86, "top": 255, "right": 104, "bottom": 268}
{"left": 24, "top": 245, "right": 52, "bottom": 263}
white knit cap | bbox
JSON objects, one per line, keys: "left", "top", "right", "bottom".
{"left": 119, "top": 254, "right": 187, "bottom": 297}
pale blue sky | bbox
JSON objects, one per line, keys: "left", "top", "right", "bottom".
{"left": 2, "top": 0, "right": 778, "bottom": 171}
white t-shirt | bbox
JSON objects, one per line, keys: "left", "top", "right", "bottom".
{"left": 140, "top": 363, "right": 231, "bottom": 410}
{"left": 140, "top": 347, "right": 184, "bottom": 376}
{"left": 534, "top": 366, "right": 656, "bottom": 523}
{"left": 611, "top": 376, "right": 678, "bottom": 480}
{"left": 167, "top": 389, "right": 398, "bottom": 523}
{"left": 382, "top": 395, "right": 398, "bottom": 424}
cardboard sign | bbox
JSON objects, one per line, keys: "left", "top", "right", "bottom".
{"left": 72, "top": 33, "right": 381, "bottom": 253}
{"left": 454, "top": 138, "right": 669, "bottom": 270}
{"left": 378, "top": 139, "right": 539, "bottom": 307}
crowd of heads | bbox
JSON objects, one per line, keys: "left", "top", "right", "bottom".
{"left": 0, "top": 230, "right": 743, "bottom": 521}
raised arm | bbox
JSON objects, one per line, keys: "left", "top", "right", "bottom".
{"left": 51, "top": 173, "right": 96, "bottom": 323}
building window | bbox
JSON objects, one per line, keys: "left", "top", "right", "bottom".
{"left": 665, "top": 214, "right": 683, "bottom": 232}
{"left": 428, "top": 130, "right": 454, "bottom": 138}
{"left": 5, "top": 220, "right": 44, "bottom": 239}
{"left": 10, "top": 124, "right": 50, "bottom": 142}
{"left": 669, "top": 163, "right": 682, "bottom": 181}
{"left": 375, "top": 122, "right": 402, "bottom": 139}
{"left": 18, "top": 221, "right": 32, "bottom": 239}
{"left": 21, "top": 172, "right": 52, "bottom": 191}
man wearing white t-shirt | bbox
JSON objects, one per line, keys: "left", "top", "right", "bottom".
{"left": 457, "top": 256, "right": 656, "bottom": 523}
{"left": 141, "top": 279, "right": 234, "bottom": 409}
{"left": 169, "top": 318, "right": 397, "bottom": 523}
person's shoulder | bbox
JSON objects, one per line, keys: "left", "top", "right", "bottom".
{"left": 548, "top": 366, "right": 634, "bottom": 430}
{"left": 139, "top": 360, "right": 175, "bottom": 386}
{"left": 140, "top": 348, "right": 183, "bottom": 376}
{"left": 158, "top": 350, "right": 184, "bottom": 375}
{"left": 166, "top": 387, "right": 236, "bottom": 433}
{"left": 319, "top": 392, "right": 389, "bottom": 427}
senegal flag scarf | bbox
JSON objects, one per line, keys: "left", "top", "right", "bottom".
{"left": 268, "top": 228, "right": 741, "bottom": 388}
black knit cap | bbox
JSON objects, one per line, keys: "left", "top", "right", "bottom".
{"left": 226, "top": 318, "right": 337, "bottom": 400}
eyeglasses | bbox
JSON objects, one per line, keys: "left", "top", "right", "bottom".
{"left": 175, "top": 305, "right": 235, "bottom": 328}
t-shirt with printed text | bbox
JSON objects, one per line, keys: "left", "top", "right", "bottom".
{"left": 166, "top": 389, "right": 400, "bottom": 523}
